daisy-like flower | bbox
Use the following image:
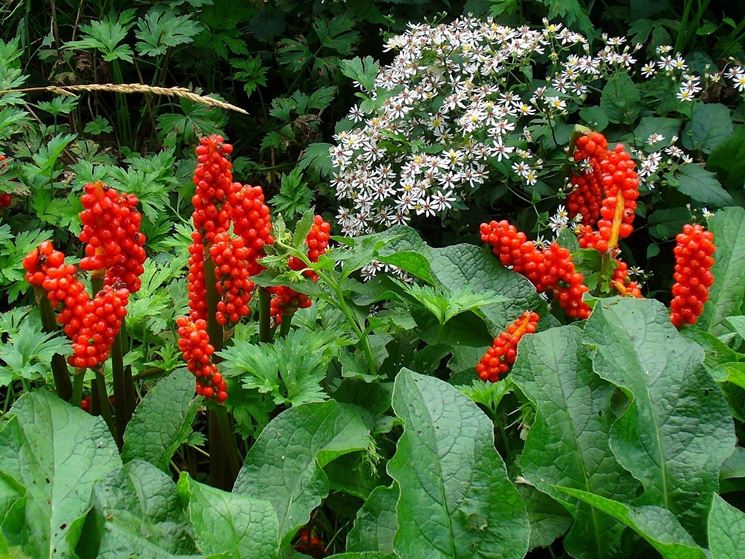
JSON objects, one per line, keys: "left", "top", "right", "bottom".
{"left": 491, "top": 137, "right": 514, "bottom": 161}
{"left": 349, "top": 105, "right": 365, "bottom": 122}
{"left": 647, "top": 133, "right": 665, "bottom": 146}
{"left": 641, "top": 62, "right": 656, "bottom": 78}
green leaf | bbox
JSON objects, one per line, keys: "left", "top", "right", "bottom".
{"left": 297, "top": 142, "right": 334, "bottom": 177}
{"left": 122, "top": 370, "right": 200, "bottom": 471}
{"left": 231, "top": 56, "right": 268, "bottom": 98}
{"left": 0, "top": 391, "right": 121, "bottom": 558}
{"left": 708, "top": 494, "right": 745, "bottom": 558}
{"left": 579, "top": 106, "right": 609, "bottom": 131}
{"left": 346, "top": 484, "right": 398, "bottom": 553}
{"left": 428, "top": 244, "right": 544, "bottom": 334}
{"left": 387, "top": 369, "right": 530, "bottom": 558}
{"left": 178, "top": 473, "right": 278, "bottom": 558}
{"left": 66, "top": 11, "right": 136, "bottom": 62}
{"left": 517, "top": 486, "right": 572, "bottom": 551}
{"left": 584, "top": 298, "right": 735, "bottom": 540}
{"left": 135, "top": 8, "right": 203, "bottom": 57}
{"left": 556, "top": 488, "right": 706, "bottom": 559}
{"left": 83, "top": 115, "right": 113, "bottom": 135}
{"left": 269, "top": 168, "right": 313, "bottom": 221}
{"left": 674, "top": 164, "right": 733, "bottom": 207}
{"left": 700, "top": 207, "right": 745, "bottom": 335}
{"left": 683, "top": 103, "right": 733, "bottom": 154}
{"left": 634, "top": 117, "right": 681, "bottom": 151}
{"left": 0, "top": 320, "right": 69, "bottom": 386}
{"left": 233, "top": 401, "right": 371, "bottom": 547}
{"left": 511, "top": 326, "right": 638, "bottom": 558}
{"left": 600, "top": 73, "right": 641, "bottom": 124}
{"left": 725, "top": 316, "right": 745, "bottom": 339}
{"left": 648, "top": 207, "right": 692, "bottom": 240}
{"left": 340, "top": 56, "right": 380, "bottom": 92}
{"left": 707, "top": 127, "right": 745, "bottom": 188}
{"left": 90, "top": 460, "right": 198, "bottom": 558}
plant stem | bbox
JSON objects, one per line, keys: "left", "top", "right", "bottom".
{"left": 93, "top": 369, "right": 114, "bottom": 435}
{"left": 279, "top": 314, "right": 292, "bottom": 337}
{"left": 34, "top": 288, "right": 73, "bottom": 400}
{"left": 71, "top": 369, "right": 85, "bottom": 406}
{"left": 213, "top": 403, "right": 241, "bottom": 478}
{"left": 203, "top": 252, "right": 224, "bottom": 352}
{"left": 111, "top": 328, "right": 128, "bottom": 449}
{"left": 258, "top": 287, "right": 272, "bottom": 343}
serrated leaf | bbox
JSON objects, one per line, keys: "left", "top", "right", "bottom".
{"left": 297, "top": 142, "right": 333, "bottom": 177}
{"left": 601, "top": 73, "right": 641, "bottom": 124}
{"left": 674, "top": 164, "right": 733, "bottom": 207}
{"left": 340, "top": 56, "right": 380, "bottom": 92}
{"left": 512, "top": 325, "right": 638, "bottom": 558}
{"left": 634, "top": 117, "right": 681, "bottom": 151}
{"left": 233, "top": 401, "right": 371, "bottom": 547}
{"left": 177, "top": 473, "right": 278, "bottom": 558}
{"left": 584, "top": 298, "right": 735, "bottom": 540}
{"left": 700, "top": 207, "right": 745, "bottom": 335}
{"left": 90, "top": 460, "right": 198, "bottom": 558}
{"left": 135, "top": 8, "right": 203, "bottom": 57}
{"left": 66, "top": 11, "right": 135, "bottom": 62}
{"left": 346, "top": 484, "right": 398, "bottom": 553}
{"left": 708, "top": 494, "right": 745, "bottom": 558}
{"left": 122, "top": 370, "right": 199, "bottom": 471}
{"left": 556, "top": 488, "right": 706, "bottom": 559}
{"left": 387, "top": 369, "right": 530, "bottom": 559}
{"left": 0, "top": 391, "right": 121, "bottom": 558}
{"left": 0, "top": 321, "right": 70, "bottom": 386}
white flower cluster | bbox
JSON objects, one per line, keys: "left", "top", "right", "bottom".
{"left": 329, "top": 17, "right": 727, "bottom": 236}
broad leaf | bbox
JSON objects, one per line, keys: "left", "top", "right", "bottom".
{"left": 584, "top": 298, "right": 735, "bottom": 540}
{"left": 634, "top": 117, "right": 681, "bottom": 151}
{"left": 88, "top": 460, "right": 197, "bottom": 558}
{"left": 700, "top": 207, "right": 745, "bottom": 335}
{"left": 517, "top": 486, "right": 572, "bottom": 551}
{"left": 674, "top": 165, "right": 733, "bottom": 207}
{"left": 512, "top": 326, "right": 638, "bottom": 558}
{"left": 683, "top": 103, "right": 733, "bottom": 154}
{"left": 178, "top": 473, "right": 278, "bottom": 558}
{"left": 388, "top": 369, "right": 530, "bottom": 558}
{"left": 233, "top": 401, "right": 371, "bottom": 547}
{"left": 708, "top": 494, "right": 745, "bottom": 558}
{"left": 346, "top": 484, "right": 398, "bottom": 553}
{"left": 0, "top": 391, "right": 121, "bottom": 558}
{"left": 600, "top": 73, "right": 641, "bottom": 124}
{"left": 122, "top": 369, "right": 200, "bottom": 471}
{"left": 707, "top": 127, "right": 745, "bottom": 188}
{"left": 428, "top": 244, "right": 544, "bottom": 334}
{"left": 557, "top": 488, "right": 706, "bottom": 559}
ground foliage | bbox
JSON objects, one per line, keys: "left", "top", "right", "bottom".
{"left": 0, "top": 1, "right": 744, "bottom": 558}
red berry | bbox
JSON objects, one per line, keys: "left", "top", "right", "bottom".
{"left": 176, "top": 316, "right": 227, "bottom": 402}
{"left": 476, "top": 311, "right": 539, "bottom": 382}
{"left": 669, "top": 224, "right": 715, "bottom": 328}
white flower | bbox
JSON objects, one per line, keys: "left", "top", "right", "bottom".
{"left": 491, "top": 137, "right": 514, "bottom": 161}
{"left": 646, "top": 133, "right": 665, "bottom": 146}
{"left": 349, "top": 105, "right": 365, "bottom": 122}
{"left": 641, "top": 62, "right": 656, "bottom": 78}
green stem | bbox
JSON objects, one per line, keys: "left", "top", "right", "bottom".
{"left": 71, "top": 370, "right": 85, "bottom": 406}
{"left": 34, "top": 288, "right": 72, "bottom": 400}
{"left": 258, "top": 287, "right": 272, "bottom": 343}
{"left": 110, "top": 60, "right": 131, "bottom": 147}
{"left": 213, "top": 403, "right": 241, "bottom": 478}
{"left": 111, "top": 327, "right": 128, "bottom": 449}
{"left": 278, "top": 314, "right": 292, "bottom": 337}
{"left": 93, "top": 370, "right": 114, "bottom": 435}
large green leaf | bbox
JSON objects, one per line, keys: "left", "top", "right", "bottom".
{"left": 683, "top": 103, "right": 733, "bottom": 154}
{"left": 517, "top": 486, "right": 572, "bottom": 551}
{"left": 511, "top": 326, "right": 638, "bottom": 558}
{"left": 233, "top": 401, "right": 371, "bottom": 548}
{"left": 177, "top": 473, "right": 278, "bottom": 559}
{"left": 0, "top": 391, "right": 121, "bottom": 558}
{"left": 346, "top": 484, "right": 398, "bottom": 553}
{"left": 428, "top": 244, "right": 544, "bottom": 334}
{"left": 674, "top": 165, "right": 733, "bottom": 208}
{"left": 387, "top": 369, "right": 530, "bottom": 558}
{"left": 122, "top": 369, "right": 200, "bottom": 471}
{"left": 584, "top": 298, "right": 735, "bottom": 540}
{"left": 557, "top": 488, "right": 706, "bottom": 559}
{"left": 87, "top": 460, "right": 198, "bottom": 559}
{"left": 700, "top": 207, "right": 745, "bottom": 335}
{"left": 600, "top": 73, "right": 641, "bottom": 124}
{"left": 708, "top": 494, "right": 745, "bottom": 558}
{"left": 707, "top": 127, "right": 745, "bottom": 188}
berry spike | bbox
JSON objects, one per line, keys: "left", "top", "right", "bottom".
{"left": 567, "top": 131, "right": 608, "bottom": 226}
{"left": 611, "top": 259, "right": 642, "bottom": 298}
{"left": 476, "top": 311, "right": 540, "bottom": 382}
{"left": 669, "top": 224, "right": 715, "bottom": 328}
{"left": 176, "top": 316, "right": 228, "bottom": 402}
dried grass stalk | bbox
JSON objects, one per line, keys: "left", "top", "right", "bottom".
{"left": 0, "top": 83, "right": 248, "bottom": 114}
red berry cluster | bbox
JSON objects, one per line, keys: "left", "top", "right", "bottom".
{"left": 567, "top": 132, "right": 608, "bottom": 226}
{"left": 0, "top": 155, "right": 11, "bottom": 209}
{"left": 294, "top": 527, "right": 326, "bottom": 559}
{"left": 270, "top": 215, "right": 331, "bottom": 323}
{"left": 476, "top": 311, "right": 539, "bottom": 382}
{"left": 192, "top": 136, "right": 237, "bottom": 243}
{"left": 578, "top": 143, "right": 640, "bottom": 253}
{"left": 670, "top": 224, "right": 715, "bottom": 328}
{"left": 176, "top": 317, "right": 228, "bottom": 401}
{"left": 79, "top": 181, "right": 147, "bottom": 293}
{"left": 23, "top": 241, "right": 129, "bottom": 368}
{"left": 612, "top": 259, "right": 642, "bottom": 298}
{"left": 480, "top": 220, "right": 591, "bottom": 319}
